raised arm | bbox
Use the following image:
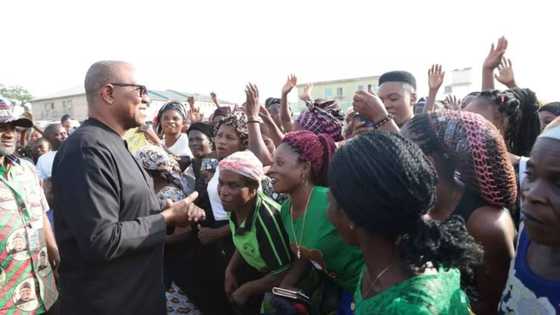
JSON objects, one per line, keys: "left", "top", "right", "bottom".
{"left": 482, "top": 37, "right": 508, "bottom": 90}
{"left": 280, "top": 74, "right": 297, "bottom": 132}
{"left": 353, "top": 90, "right": 399, "bottom": 133}
{"left": 424, "top": 64, "right": 445, "bottom": 113}
{"left": 495, "top": 58, "right": 518, "bottom": 89}
{"left": 245, "top": 83, "right": 274, "bottom": 165}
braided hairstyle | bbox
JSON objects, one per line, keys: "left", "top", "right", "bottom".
{"left": 403, "top": 110, "right": 518, "bottom": 209}
{"left": 329, "top": 132, "right": 482, "bottom": 278}
{"left": 476, "top": 88, "right": 540, "bottom": 156}
{"left": 282, "top": 130, "right": 336, "bottom": 186}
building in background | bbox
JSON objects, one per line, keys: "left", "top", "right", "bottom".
{"left": 443, "top": 67, "right": 474, "bottom": 98}
{"left": 31, "top": 87, "right": 234, "bottom": 123}
{"left": 295, "top": 75, "right": 379, "bottom": 112}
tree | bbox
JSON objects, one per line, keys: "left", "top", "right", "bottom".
{"left": 0, "top": 84, "right": 33, "bottom": 103}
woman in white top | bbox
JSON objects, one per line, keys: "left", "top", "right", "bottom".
{"left": 154, "top": 101, "right": 193, "bottom": 158}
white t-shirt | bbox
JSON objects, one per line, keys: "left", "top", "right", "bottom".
{"left": 36, "top": 150, "right": 57, "bottom": 180}
{"left": 165, "top": 133, "right": 192, "bottom": 157}
{"left": 207, "top": 166, "right": 228, "bottom": 221}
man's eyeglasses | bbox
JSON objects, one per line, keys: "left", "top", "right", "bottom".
{"left": 110, "top": 83, "right": 149, "bottom": 97}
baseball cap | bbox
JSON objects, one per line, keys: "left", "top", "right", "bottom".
{"left": 0, "top": 97, "right": 33, "bottom": 128}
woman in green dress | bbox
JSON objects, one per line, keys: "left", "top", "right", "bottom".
{"left": 268, "top": 130, "right": 363, "bottom": 313}
{"left": 327, "top": 132, "right": 483, "bottom": 315}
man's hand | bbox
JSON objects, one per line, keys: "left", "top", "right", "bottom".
{"left": 245, "top": 83, "right": 261, "bottom": 120}
{"left": 495, "top": 58, "right": 516, "bottom": 88}
{"left": 428, "top": 64, "right": 445, "bottom": 91}
{"left": 353, "top": 90, "right": 388, "bottom": 122}
{"left": 483, "top": 37, "right": 508, "bottom": 70}
{"left": 282, "top": 74, "right": 297, "bottom": 96}
{"left": 197, "top": 226, "right": 222, "bottom": 245}
{"left": 161, "top": 192, "right": 203, "bottom": 227}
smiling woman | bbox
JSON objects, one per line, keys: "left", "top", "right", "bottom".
{"left": 154, "top": 101, "right": 192, "bottom": 158}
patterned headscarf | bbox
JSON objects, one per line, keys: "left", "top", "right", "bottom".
{"left": 296, "top": 99, "right": 344, "bottom": 141}
{"left": 219, "top": 150, "right": 264, "bottom": 183}
{"left": 215, "top": 111, "right": 249, "bottom": 147}
{"left": 402, "top": 110, "right": 517, "bottom": 208}
{"left": 282, "top": 130, "right": 336, "bottom": 186}
{"left": 134, "top": 145, "right": 193, "bottom": 195}
{"left": 153, "top": 101, "right": 188, "bottom": 136}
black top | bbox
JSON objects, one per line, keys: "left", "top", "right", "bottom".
{"left": 52, "top": 118, "right": 167, "bottom": 315}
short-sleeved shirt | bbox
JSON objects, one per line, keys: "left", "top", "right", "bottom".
{"left": 280, "top": 186, "right": 364, "bottom": 292}
{"left": 229, "top": 192, "right": 292, "bottom": 274}
{"left": 0, "top": 156, "right": 58, "bottom": 314}
{"left": 35, "top": 150, "right": 57, "bottom": 180}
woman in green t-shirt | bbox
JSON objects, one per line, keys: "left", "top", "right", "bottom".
{"left": 328, "top": 132, "right": 483, "bottom": 315}
{"left": 268, "top": 130, "right": 364, "bottom": 313}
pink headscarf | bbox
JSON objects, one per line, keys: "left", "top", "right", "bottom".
{"left": 219, "top": 150, "right": 264, "bottom": 182}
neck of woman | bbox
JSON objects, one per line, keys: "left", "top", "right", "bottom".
{"left": 289, "top": 182, "right": 313, "bottom": 219}
{"left": 529, "top": 241, "right": 560, "bottom": 281}
{"left": 235, "top": 197, "right": 258, "bottom": 226}
{"left": 430, "top": 178, "right": 464, "bottom": 221}
{"left": 359, "top": 232, "right": 410, "bottom": 298}
{"left": 164, "top": 132, "right": 181, "bottom": 148}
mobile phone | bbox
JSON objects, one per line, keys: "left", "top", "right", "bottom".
{"left": 356, "top": 114, "right": 375, "bottom": 128}
{"left": 201, "top": 158, "right": 218, "bottom": 172}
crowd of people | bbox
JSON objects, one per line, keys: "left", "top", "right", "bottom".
{"left": 1, "top": 36, "right": 560, "bottom": 315}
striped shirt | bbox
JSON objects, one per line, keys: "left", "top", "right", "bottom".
{"left": 229, "top": 192, "right": 292, "bottom": 274}
{"left": 0, "top": 156, "right": 58, "bottom": 314}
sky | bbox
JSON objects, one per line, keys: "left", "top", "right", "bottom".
{"left": 2, "top": 0, "right": 559, "bottom": 104}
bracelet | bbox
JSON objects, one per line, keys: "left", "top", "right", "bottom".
{"left": 372, "top": 113, "right": 394, "bottom": 130}
{"left": 247, "top": 119, "right": 262, "bottom": 124}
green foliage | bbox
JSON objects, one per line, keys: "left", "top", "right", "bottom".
{"left": 0, "top": 84, "right": 33, "bottom": 103}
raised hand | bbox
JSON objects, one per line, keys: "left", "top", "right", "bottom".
{"left": 495, "top": 58, "right": 516, "bottom": 88}
{"left": 483, "top": 37, "right": 508, "bottom": 70}
{"left": 353, "top": 90, "right": 388, "bottom": 122}
{"left": 428, "top": 64, "right": 445, "bottom": 91}
{"left": 187, "top": 96, "right": 195, "bottom": 107}
{"left": 245, "top": 83, "right": 260, "bottom": 120}
{"left": 282, "top": 74, "right": 298, "bottom": 96}
{"left": 300, "top": 83, "right": 313, "bottom": 102}
{"left": 444, "top": 95, "right": 461, "bottom": 110}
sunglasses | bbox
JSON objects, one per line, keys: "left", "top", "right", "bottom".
{"left": 110, "top": 83, "right": 149, "bottom": 97}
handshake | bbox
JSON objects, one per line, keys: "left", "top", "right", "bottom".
{"left": 161, "top": 192, "right": 206, "bottom": 227}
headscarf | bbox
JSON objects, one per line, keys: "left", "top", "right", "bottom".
{"left": 188, "top": 122, "right": 214, "bottom": 140}
{"left": 402, "top": 110, "right": 517, "bottom": 208}
{"left": 153, "top": 101, "right": 188, "bottom": 136}
{"left": 134, "top": 145, "right": 193, "bottom": 195}
{"left": 296, "top": 99, "right": 344, "bottom": 141}
{"left": 215, "top": 111, "right": 249, "bottom": 147}
{"left": 219, "top": 150, "right": 264, "bottom": 183}
{"left": 282, "top": 130, "right": 336, "bottom": 186}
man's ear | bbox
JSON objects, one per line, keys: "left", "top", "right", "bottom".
{"left": 410, "top": 92, "right": 417, "bottom": 106}
{"left": 100, "top": 85, "right": 115, "bottom": 105}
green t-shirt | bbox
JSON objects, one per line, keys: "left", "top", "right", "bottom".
{"left": 353, "top": 267, "right": 471, "bottom": 315}
{"left": 229, "top": 192, "right": 292, "bottom": 274}
{"left": 280, "top": 186, "right": 364, "bottom": 292}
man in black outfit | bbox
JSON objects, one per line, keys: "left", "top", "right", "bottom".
{"left": 52, "top": 61, "right": 204, "bottom": 315}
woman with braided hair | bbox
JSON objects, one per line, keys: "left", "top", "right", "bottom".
{"left": 402, "top": 110, "right": 517, "bottom": 315}
{"left": 328, "top": 131, "right": 482, "bottom": 315}
{"left": 268, "top": 130, "right": 363, "bottom": 314}
{"left": 463, "top": 88, "right": 540, "bottom": 157}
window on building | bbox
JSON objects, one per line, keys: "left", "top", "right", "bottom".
{"left": 336, "top": 87, "right": 343, "bottom": 97}
{"left": 325, "top": 88, "right": 333, "bottom": 98}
